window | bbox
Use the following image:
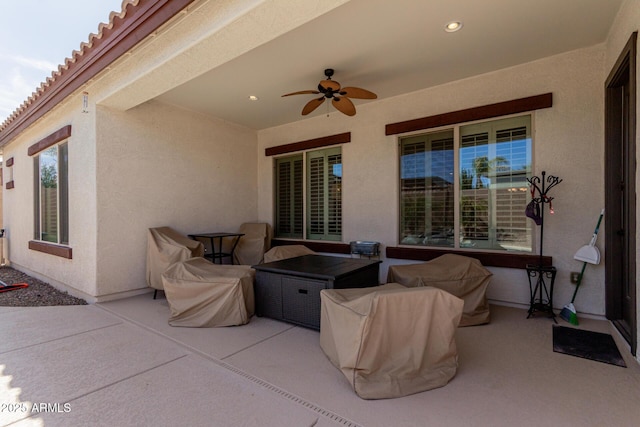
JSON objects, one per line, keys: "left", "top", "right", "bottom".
{"left": 399, "top": 115, "right": 532, "bottom": 252}
{"left": 275, "top": 147, "right": 342, "bottom": 241}
{"left": 34, "top": 143, "right": 69, "bottom": 245}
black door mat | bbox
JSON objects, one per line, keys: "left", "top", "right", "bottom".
{"left": 553, "top": 325, "right": 626, "bottom": 368}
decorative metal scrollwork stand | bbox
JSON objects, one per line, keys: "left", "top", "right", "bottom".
{"left": 525, "top": 171, "right": 562, "bottom": 322}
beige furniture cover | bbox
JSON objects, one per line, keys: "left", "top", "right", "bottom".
{"left": 320, "top": 283, "right": 464, "bottom": 399}
{"left": 146, "top": 227, "right": 204, "bottom": 291}
{"left": 262, "top": 245, "right": 315, "bottom": 263}
{"left": 386, "top": 254, "right": 492, "bottom": 326}
{"left": 162, "top": 257, "right": 255, "bottom": 327}
{"left": 233, "top": 222, "right": 273, "bottom": 265}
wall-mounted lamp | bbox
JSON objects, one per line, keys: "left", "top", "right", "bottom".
{"left": 82, "top": 92, "right": 89, "bottom": 113}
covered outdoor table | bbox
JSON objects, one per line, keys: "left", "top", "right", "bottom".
{"left": 386, "top": 254, "right": 492, "bottom": 326}
{"left": 320, "top": 283, "right": 464, "bottom": 399}
{"left": 162, "top": 257, "right": 255, "bottom": 327}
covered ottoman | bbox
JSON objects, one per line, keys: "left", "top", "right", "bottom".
{"left": 162, "top": 257, "right": 255, "bottom": 327}
{"left": 386, "top": 254, "right": 492, "bottom": 326}
{"left": 320, "top": 283, "right": 464, "bottom": 399}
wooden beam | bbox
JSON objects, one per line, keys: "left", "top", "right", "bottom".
{"left": 265, "top": 132, "right": 351, "bottom": 156}
{"left": 28, "top": 125, "right": 72, "bottom": 156}
{"left": 385, "top": 93, "right": 553, "bottom": 135}
{"left": 386, "top": 246, "right": 551, "bottom": 269}
{"left": 29, "top": 241, "right": 73, "bottom": 259}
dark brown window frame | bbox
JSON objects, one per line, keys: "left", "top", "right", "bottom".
{"left": 5, "top": 157, "right": 13, "bottom": 189}
{"left": 386, "top": 247, "right": 551, "bottom": 269}
{"left": 265, "top": 132, "right": 350, "bottom": 156}
{"left": 28, "top": 125, "right": 72, "bottom": 156}
{"left": 386, "top": 93, "right": 552, "bottom": 135}
{"left": 387, "top": 93, "right": 554, "bottom": 269}
{"left": 28, "top": 241, "right": 73, "bottom": 259}
{"left": 29, "top": 125, "right": 73, "bottom": 258}
{"left": 269, "top": 132, "right": 350, "bottom": 242}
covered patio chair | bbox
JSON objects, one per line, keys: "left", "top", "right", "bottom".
{"left": 233, "top": 222, "right": 273, "bottom": 265}
{"left": 320, "top": 283, "right": 464, "bottom": 399}
{"left": 161, "top": 257, "right": 255, "bottom": 327}
{"left": 262, "top": 245, "right": 315, "bottom": 263}
{"left": 146, "top": 226, "right": 204, "bottom": 299}
{"left": 386, "top": 254, "right": 492, "bottom": 326}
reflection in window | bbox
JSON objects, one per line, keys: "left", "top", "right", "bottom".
{"left": 399, "top": 115, "right": 532, "bottom": 252}
{"left": 34, "top": 143, "right": 68, "bottom": 244}
{"left": 400, "top": 130, "right": 454, "bottom": 247}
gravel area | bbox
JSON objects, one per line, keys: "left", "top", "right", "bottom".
{"left": 0, "top": 266, "right": 88, "bottom": 307}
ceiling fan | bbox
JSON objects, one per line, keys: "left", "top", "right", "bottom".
{"left": 282, "top": 69, "right": 377, "bottom": 117}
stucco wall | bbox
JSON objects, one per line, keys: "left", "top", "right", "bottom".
{"left": 258, "top": 44, "right": 607, "bottom": 315}
{"left": 94, "top": 100, "right": 258, "bottom": 299}
{"left": 1, "top": 91, "right": 98, "bottom": 299}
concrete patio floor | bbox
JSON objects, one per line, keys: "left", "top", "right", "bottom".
{"left": 2, "top": 294, "right": 640, "bottom": 427}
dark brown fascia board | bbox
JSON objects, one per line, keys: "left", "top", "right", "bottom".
{"left": 385, "top": 93, "right": 553, "bottom": 136}
{"left": 29, "top": 241, "right": 73, "bottom": 259}
{"left": 0, "top": 0, "right": 197, "bottom": 148}
{"left": 265, "top": 132, "right": 351, "bottom": 156}
{"left": 28, "top": 125, "right": 72, "bottom": 156}
{"left": 386, "top": 246, "right": 551, "bottom": 269}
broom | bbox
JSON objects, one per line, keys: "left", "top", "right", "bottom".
{"left": 559, "top": 210, "right": 604, "bottom": 325}
{"left": 559, "top": 263, "right": 585, "bottom": 325}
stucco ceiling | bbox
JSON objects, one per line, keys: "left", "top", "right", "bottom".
{"left": 155, "top": 0, "right": 623, "bottom": 130}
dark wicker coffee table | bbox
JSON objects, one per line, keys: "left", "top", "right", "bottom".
{"left": 252, "top": 254, "right": 381, "bottom": 330}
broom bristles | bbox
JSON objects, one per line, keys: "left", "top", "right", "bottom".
{"left": 559, "top": 304, "right": 579, "bottom": 325}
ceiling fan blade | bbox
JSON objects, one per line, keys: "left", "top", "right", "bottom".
{"left": 302, "top": 97, "right": 326, "bottom": 115}
{"left": 340, "top": 87, "right": 377, "bottom": 99}
{"left": 332, "top": 96, "right": 356, "bottom": 116}
{"left": 282, "top": 90, "right": 320, "bottom": 97}
{"left": 319, "top": 79, "right": 341, "bottom": 92}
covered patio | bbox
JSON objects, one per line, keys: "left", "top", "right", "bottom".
{"left": 1, "top": 1, "right": 640, "bottom": 424}
{"left": 1, "top": 296, "right": 638, "bottom": 426}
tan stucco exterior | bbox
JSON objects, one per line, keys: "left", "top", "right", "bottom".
{"left": 259, "top": 44, "right": 607, "bottom": 315}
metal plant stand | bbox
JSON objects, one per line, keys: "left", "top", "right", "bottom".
{"left": 525, "top": 171, "right": 562, "bottom": 322}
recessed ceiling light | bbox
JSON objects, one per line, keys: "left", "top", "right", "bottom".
{"left": 248, "top": 95, "right": 259, "bottom": 101}
{"left": 444, "top": 21, "right": 463, "bottom": 32}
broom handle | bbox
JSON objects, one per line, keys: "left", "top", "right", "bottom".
{"left": 570, "top": 210, "right": 604, "bottom": 304}
{"left": 589, "top": 209, "right": 605, "bottom": 245}
{"left": 570, "top": 262, "right": 587, "bottom": 303}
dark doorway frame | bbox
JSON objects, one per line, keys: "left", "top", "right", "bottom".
{"left": 605, "top": 32, "right": 637, "bottom": 356}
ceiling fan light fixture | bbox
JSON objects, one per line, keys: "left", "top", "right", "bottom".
{"left": 445, "top": 21, "right": 463, "bottom": 32}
